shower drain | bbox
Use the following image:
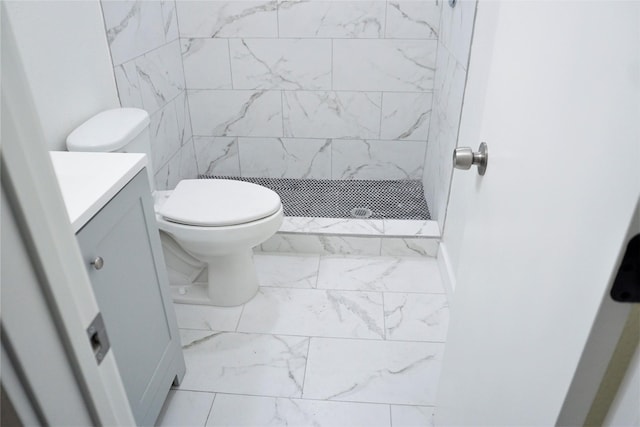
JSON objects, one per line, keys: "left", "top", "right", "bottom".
{"left": 350, "top": 207, "right": 373, "bottom": 219}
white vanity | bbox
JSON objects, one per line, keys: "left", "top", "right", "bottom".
{"left": 50, "top": 151, "right": 185, "bottom": 426}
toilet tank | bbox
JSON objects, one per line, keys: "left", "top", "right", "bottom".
{"left": 66, "top": 108, "right": 155, "bottom": 191}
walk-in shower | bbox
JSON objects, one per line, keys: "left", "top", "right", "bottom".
{"left": 101, "top": 0, "right": 477, "bottom": 232}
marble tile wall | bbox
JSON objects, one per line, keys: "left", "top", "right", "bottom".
{"left": 175, "top": 0, "right": 441, "bottom": 181}
{"left": 422, "top": 0, "right": 477, "bottom": 228}
{"left": 100, "top": 0, "right": 197, "bottom": 190}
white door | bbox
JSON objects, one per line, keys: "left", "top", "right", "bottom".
{"left": 436, "top": 1, "right": 640, "bottom": 425}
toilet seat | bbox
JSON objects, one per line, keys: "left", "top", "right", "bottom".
{"left": 157, "top": 179, "right": 281, "bottom": 227}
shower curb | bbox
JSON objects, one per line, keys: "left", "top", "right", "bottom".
{"left": 255, "top": 217, "right": 440, "bottom": 257}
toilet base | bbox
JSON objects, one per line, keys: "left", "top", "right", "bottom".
{"left": 169, "top": 249, "right": 260, "bottom": 307}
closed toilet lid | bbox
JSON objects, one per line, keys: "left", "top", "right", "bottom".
{"left": 158, "top": 179, "right": 281, "bottom": 226}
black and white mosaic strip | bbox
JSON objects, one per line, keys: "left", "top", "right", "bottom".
{"left": 200, "top": 176, "right": 431, "bottom": 220}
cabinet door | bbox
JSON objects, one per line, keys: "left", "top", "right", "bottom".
{"left": 76, "top": 171, "right": 183, "bottom": 425}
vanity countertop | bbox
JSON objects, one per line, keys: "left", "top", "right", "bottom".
{"left": 50, "top": 151, "right": 147, "bottom": 232}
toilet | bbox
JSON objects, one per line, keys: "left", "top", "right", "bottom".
{"left": 66, "top": 108, "right": 283, "bottom": 306}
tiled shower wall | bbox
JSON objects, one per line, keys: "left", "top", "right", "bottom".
{"left": 423, "top": 0, "right": 476, "bottom": 227}
{"left": 178, "top": 1, "right": 440, "bottom": 181}
{"left": 100, "top": 0, "right": 475, "bottom": 227}
{"left": 101, "top": 0, "right": 198, "bottom": 190}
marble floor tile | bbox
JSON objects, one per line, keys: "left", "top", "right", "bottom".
{"left": 391, "top": 405, "right": 435, "bottom": 427}
{"left": 380, "top": 238, "right": 439, "bottom": 257}
{"left": 237, "top": 287, "right": 385, "bottom": 339}
{"left": 384, "top": 293, "right": 449, "bottom": 342}
{"left": 254, "top": 253, "right": 320, "bottom": 288}
{"left": 172, "top": 303, "right": 242, "bottom": 332}
{"left": 303, "top": 338, "right": 444, "bottom": 405}
{"left": 155, "top": 390, "right": 215, "bottom": 427}
{"left": 177, "top": 330, "right": 308, "bottom": 397}
{"left": 317, "top": 256, "right": 444, "bottom": 293}
{"left": 206, "top": 394, "right": 391, "bottom": 427}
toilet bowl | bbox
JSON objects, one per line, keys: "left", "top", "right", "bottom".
{"left": 155, "top": 179, "right": 283, "bottom": 306}
{"left": 67, "top": 108, "right": 282, "bottom": 306}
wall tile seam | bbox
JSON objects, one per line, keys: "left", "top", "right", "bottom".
{"left": 186, "top": 136, "right": 199, "bottom": 176}
{"left": 184, "top": 89, "right": 435, "bottom": 95}
{"left": 435, "top": 38, "right": 470, "bottom": 72}
{"left": 175, "top": 36, "right": 438, "bottom": 41}
{"left": 188, "top": 135, "right": 430, "bottom": 144}
{"left": 110, "top": 36, "right": 182, "bottom": 68}
{"left": 145, "top": 89, "right": 188, "bottom": 119}
{"left": 153, "top": 129, "right": 194, "bottom": 172}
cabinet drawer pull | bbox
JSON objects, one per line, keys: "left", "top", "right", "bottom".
{"left": 91, "top": 257, "right": 104, "bottom": 270}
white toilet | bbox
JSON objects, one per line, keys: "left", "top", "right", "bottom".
{"left": 67, "top": 108, "right": 283, "bottom": 306}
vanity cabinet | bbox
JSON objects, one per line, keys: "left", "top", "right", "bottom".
{"left": 76, "top": 170, "right": 185, "bottom": 426}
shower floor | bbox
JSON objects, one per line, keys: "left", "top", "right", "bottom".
{"left": 200, "top": 176, "right": 431, "bottom": 220}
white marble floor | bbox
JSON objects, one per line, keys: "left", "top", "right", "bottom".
{"left": 156, "top": 253, "right": 448, "bottom": 427}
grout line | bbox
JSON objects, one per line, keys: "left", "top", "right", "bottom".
{"left": 235, "top": 304, "right": 246, "bottom": 332}
{"left": 280, "top": 90, "right": 286, "bottom": 140}
{"left": 389, "top": 404, "right": 394, "bottom": 427}
{"left": 330, "top": 39, "right": 334, "bottom": 91}
{"left": 203, "top": 392, "right": 217, "bottom": 426}
{"left": 177, "top": 327, "right": 447, "bottom": 345}
{"left": 313, "top": 256, "right": 321, "bottom": 289}
{"left": 276, "top": 1, "right": 281, "bottom": 38}
{"left": 179, "top": 88, "right": 435, "bottom": 95}
{"left": 300, "top": 337, "right": 312, "bottom": 398}
{"left": 384, "top": 0, "right": 389, "bottom": 38}
{"left": 226, "top": 39, "right": 235, "bottom": 89}
{"left": 173, "top": 389, "right": 437, "bottom": 408}
{"left": 165, "top": 36, "right": 439, "bottom": 41}
{"left": 378, "top": 91, "right": 385, "bottom": 139}
{"left": 382, "top": 292, "right": 388, "bottom": 340}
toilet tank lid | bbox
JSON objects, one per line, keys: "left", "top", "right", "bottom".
{"left": 66, "top": 108, "right": 150, "bottom": 152}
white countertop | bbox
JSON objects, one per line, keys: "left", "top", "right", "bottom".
{"left": 50, "top": 151, "right": 147, "bottom": 232}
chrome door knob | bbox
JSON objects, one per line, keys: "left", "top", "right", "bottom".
{"left": 91, "top": 256, "right": 104, "bottom": 270}
{"left": 453, "top": 142, "right": 488, "bottom": 176}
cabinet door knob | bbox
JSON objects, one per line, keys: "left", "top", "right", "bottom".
{"left": 91, "top": 257, "right": 104, "bottom": 270}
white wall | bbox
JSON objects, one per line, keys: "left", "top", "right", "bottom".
{"left": 5, "top": 1, "right": 119, "bottom": 151}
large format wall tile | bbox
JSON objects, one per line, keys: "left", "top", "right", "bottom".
{"left": 193, "top": 136, "right": 241, "bottom": 176}
{"left": 283, "top": 91, "right": 381, "bottom": 139}
{"left": 135, "top": 40, "right": 185, "bottom": 115}
{"left": 333, "top": 40, "right": 437, "bottom": 92}
{"left": 238, "top": 137, "right": 331, "bottom": 179}
{"left": 160, "top": 0, "right": 178, "bottom": 42}
{"left": 423, "top": 46, "right": 467, "bottom": 226}
{"left": 114, "top": 61, "right": 144, "bottom": 109}
{"left": 176, "top": 1, "right": 278, "bottom": 38}
{"left": 175, "top": 92, "right": 193, "bottom": 146}
{"left": 154, "top": 139, "right": 198, "bottom": 190}
{"left": 189, "top": 90, "right": 283, "bottom": 137}
{"left": 385, "top": 1, "right": 440, "bottom": 39}
{"left": 381, "top": 92, "right": 433, "bottom": 141}
{"left": 332, "top": 139, "right": 425, "bottom": 180}
{"left": 278, "top": 1, "right": 386, "bottom": 38}
{"left": 440, "top": 0, "right": 477, "bottom": 66}
{"left": 181, "top": 39, "right": 232, "bottom": 89}
{"left": 102, "top": 0, "right": 166, "bottom": 65}
{"left": 149, "top": 100, "right": 181, "bottom": 169}
{"left": 229, "top": 39, "right": 331, "bottom": 90}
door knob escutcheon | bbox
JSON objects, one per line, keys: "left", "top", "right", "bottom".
{"left": 453, "top": 142, "right": 488, "bottom": 176}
